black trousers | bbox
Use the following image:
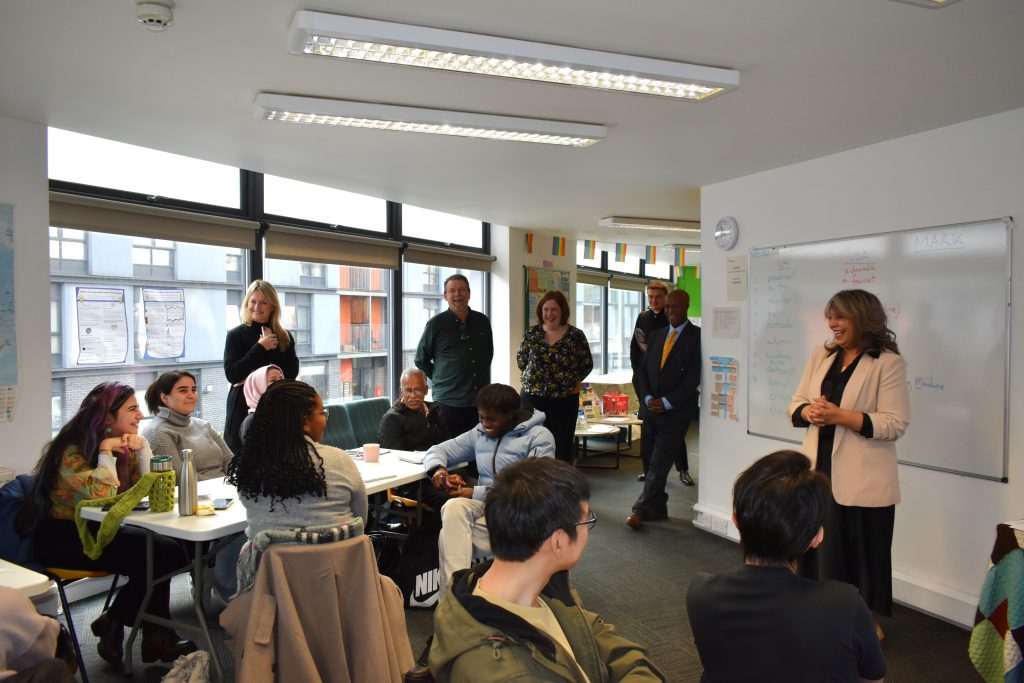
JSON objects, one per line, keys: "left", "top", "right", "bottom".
{"left": 640, "top": 418, "right": 689, "bottom": 474}
{"left": 520, "top": 392, "right": 579, "bottom": 463}
{"left": 633, "top": 412, "right": 690, "bottom": 514}
{"left": 34, "top": 518, "right": 188, "bottom": 625}
{"left": 437, "top": 404, "right": 479, "bottom": 441}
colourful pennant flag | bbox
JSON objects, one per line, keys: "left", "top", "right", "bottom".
{"left": 614, "top": 243, "right": 627, "bottom": 262}
{"left": 695, "top": 264, "right": 701, "bottom": 279}
{"left": 583, "top": 239, "right": 596, "bottom": 260}
{"left": 675, "top": 247, "right": 686, "bottom": 267}
{"left": 645, "top": 245, "right": 657, "bottom": 264}
{"left": 552, "top": 236, "right": 566, "bottom": 257}
{"left": 526, "top": 232, "right": 534, "bottom": 254}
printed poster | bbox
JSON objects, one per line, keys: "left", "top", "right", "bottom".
{"left": 0, "top": 204, "right": 15, "bottom": 421}
{"left": 76, "top": 287, "right": 128, "bottom": 365}
{"left": 142, "top": 288, "right": 186, "bottom": 359}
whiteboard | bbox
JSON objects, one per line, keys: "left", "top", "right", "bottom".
{"left": 747, "top": 218, "right": 1012, "bottom": 481}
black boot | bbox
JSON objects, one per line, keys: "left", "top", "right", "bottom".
{"left": 141, "top": 625, "right": 198, "bottom": 663}
{"left": 90, "top": 610, "right": 124, "bottom": 665}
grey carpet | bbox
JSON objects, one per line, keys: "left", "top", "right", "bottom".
{"left": 68, "top": 436, "right": 980, "bottom": 682}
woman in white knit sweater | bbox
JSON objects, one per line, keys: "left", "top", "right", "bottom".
{"left": 142, "top": 370, "right": 234, "bottom": 480}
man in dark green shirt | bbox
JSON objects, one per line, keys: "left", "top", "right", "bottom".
{"left": 415, "top": 274, "right": 493, "bottom": 438}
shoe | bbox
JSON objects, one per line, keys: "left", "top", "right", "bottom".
{"left": 637, "top": 473, "right": 646, "bottom": 482}
{"left": 141, "top": 626, "right": 198, "bottom": 663}
{"left": 681, "top": 471, "right": 695, "bottom": 486}
{"left": 625, "top": 512, "right": 644, "bottom": 530}
{"left": 90, "top": 610, "right": 124, "bottom": 665}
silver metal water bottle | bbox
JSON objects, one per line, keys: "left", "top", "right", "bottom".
{"left": 178, "top": 449, "right": 198, "bottom": 516}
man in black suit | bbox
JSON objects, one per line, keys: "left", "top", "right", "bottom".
{"left": 630, "top": 281, "right": 668, "bottom": 483}
{"left": 626, "top": 289, "right": 701, "bottom": 530}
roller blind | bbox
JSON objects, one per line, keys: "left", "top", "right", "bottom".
{"left": 265, "top": 224, "right": 401, "bottom": 269}
{"left": 403, "top": 243, "right": 495, "bottom": 271}
{"left": 608, "top": 275, "right": 647, "bottom": 292}
{"left": 49, "top": 192, "right": 259, "bottom": 249}
{"left": 576, "top": 270, "right": 610, "bottom": 287}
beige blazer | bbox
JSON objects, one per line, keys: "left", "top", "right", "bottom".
{"left": 788, "top": 346, "right": 910, "bottom": 507}
{"left": 220, "top": 535, "right": 414, "bottom": 683}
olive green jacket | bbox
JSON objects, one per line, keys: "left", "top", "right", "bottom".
{"left": 429, "top": 561, "right": 665, "bottom": 683}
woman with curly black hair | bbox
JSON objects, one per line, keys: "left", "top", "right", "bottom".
{"left": 226, "top": 381, "right": 367, "bottom": 591}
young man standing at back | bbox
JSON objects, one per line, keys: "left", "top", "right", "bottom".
{"left": 687, "top": 449, "right": 885, "bottom": 682}
{"left": 430, "top": 458, "right": 665, "bottom": 682}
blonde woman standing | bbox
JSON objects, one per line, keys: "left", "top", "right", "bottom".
{"left": 223, "top": 280, "right": 299, "bottom": 453}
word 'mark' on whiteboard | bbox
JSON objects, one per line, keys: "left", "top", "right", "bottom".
{"left": 747, "top": 218, "right": 1012, "bottom": 482}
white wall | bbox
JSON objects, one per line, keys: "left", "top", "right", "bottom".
{"left": 697, "top": 106, "right": 1024, "bottom": 627}
{"left": 0, "top": 116, "right": 51, "bottom": 474}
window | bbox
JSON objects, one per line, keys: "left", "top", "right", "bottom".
{"left": 576, "top": 241, "right": 603, "bottom": 270}
{"left": 50, "top": 228, "right": 250, "bottom": 433}
{"left": 225, "top": 248, "right": 243, "bottom": 283}
{"left": 300, "top": 262, "right": 326, "bottom": 287}
{"left": 48, "top": 128, "right": 241, "bottom": 208}
{"left": 49, "top": 227, "right": 87, "bottom": 274}
{"left": 643, "top": 260, "right": 674, "bottom": 281}
{"left": 282, "top": 292, "right": 312, "bottom": 353}
{"left": 263, "top": 175, "right": 387, "bottom": 232}
{"left": 575, "top": 282, "right": 605, "bottom": 376}
{"left": 608, "top": 253, "right": 642, "bottom": 276}
{"left": 607, "top": 287, "right": 643, "bottom": 372}
{"left": 401, "top": 262, "right": 487, "bottom": 376}
{"left": 132, "top": 237, "right": 175, "bottom": 278}
{"left": 402, "top": 205, "right": 484, "bottom": 248}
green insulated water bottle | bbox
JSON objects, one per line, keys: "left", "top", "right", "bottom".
{"left": 149, "top": 455, "right": 176, "bottom": 512}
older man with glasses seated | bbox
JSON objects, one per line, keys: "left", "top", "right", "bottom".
{"left": 378, "top": 368, "right": 451, "bottom": 452}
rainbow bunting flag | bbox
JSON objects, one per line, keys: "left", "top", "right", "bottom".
{"left": 695, "top": 264, "right": 701, "bottom": 279}
{"left": 614, "top": 243, "right": 627, "bottom": 262}
{"left": 552, "top": 236, "right": 566, "bottom": 257}
{"left": 526, "top": 232, "right": 534, "bottom": 254}
{"left": 583, "top": 239, "right": 597, "bottom": 260}
{"left": 675, "top": 247, "right": 686, "bottom": 268}
{"left": 645, "top": 245, "right": 657, "bottom": 264}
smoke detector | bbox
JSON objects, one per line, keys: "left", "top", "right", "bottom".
{"left": 136, "top": 0, "right": 175, "bottom": 32}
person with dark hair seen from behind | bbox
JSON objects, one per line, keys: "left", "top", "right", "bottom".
{"left": 415, "top": 273, "right": 494, "bottom": 440}
{"left": 223, "top": 279, "right": 299, "bottom": 454}
{"left": 430, "top": 458, "right": 665, "bottom": 682}
{"left": 517, "top": 290, "right": 593, "bottom": 462}
{"left": 226, "top": 380, "right": 367, "bottom": 594}
{"left": 789, "top": 289, "right": 910, "bottom": 640}
{"left": 142, "top": 370, "right": 234, "bottom": 480}
{"left": 423, "top": 383, "right": 555, "bottom": 598}
{"left": 378, "top": 368, "right": 450, "bottom": 452}
{"left": 687, "top": 450, "right": 886, "bottom": 683}
{"left": 626, "top": 289, "right": 701, "bottom": 530}
{"left": 16, "top": 383, "right": 196, "bottom": 666}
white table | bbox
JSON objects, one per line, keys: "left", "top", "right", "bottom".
{"left": 80, "top": 450, "right": 431, "bottom": 680}
{"left": 574, "top": 423, "right": 623, "bottom": 469}
{"left": 0, "top": 557, "right": 51, "bottom": 599}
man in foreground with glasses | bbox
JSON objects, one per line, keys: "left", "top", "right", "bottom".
{"left": 430, "top": 458, "right": 665, "bottom": 682}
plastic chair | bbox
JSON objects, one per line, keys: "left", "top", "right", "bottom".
{"left": 43, "top": 567, "right": 119, "bottom": 683}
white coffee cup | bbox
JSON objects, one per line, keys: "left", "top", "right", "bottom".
{"left": 363, "top": 443, "right": 381, "bottom": 463}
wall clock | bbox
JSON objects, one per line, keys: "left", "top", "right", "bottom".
{"left": 714, "top": 216, "right": 739, "bottom": 251}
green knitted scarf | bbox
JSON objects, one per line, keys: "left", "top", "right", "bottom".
{"left": 73, "top": 471, "right": 163, "bottom": 560}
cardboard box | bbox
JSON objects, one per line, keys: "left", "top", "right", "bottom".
{"left": 602, "top": 393, "right": 629, "bottom": 416}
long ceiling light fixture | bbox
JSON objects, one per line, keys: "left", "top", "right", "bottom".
{"left": 287, "top": 12, "right": 739, "bottom": 101}
{"left": 889, "top": 0, "right": 963, "bottom": 7}
{"left": 255, "top": 93, "right": 606, "bottom": 147}
{"left": 599, "top": 217, "right": 701, "bottom": 232}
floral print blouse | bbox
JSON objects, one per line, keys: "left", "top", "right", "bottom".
{"left": 517, "top": 325, "right": 594, "bottom": 398}
{"left": 48, "top": 442, "right": 149, "bottom": 520}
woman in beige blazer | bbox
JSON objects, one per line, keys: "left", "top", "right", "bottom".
{"left": 788, "top": 289, "right": 910, "bottom": 633}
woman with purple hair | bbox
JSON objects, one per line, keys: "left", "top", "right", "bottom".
{"left": 17, "top": 382, "right": 197, "bottom": 665}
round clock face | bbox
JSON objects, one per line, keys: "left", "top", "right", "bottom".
{"left": 715, "top": 216, "right": 739, "bottom": 251}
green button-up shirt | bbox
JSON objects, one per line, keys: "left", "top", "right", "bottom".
{"left": 415, "top": 308, "right": 493, "bottom": 407}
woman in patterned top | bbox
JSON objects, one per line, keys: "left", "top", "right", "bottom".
{"left": 516, "top": 290, "right": 594, "bottom": 462}
{"left": 17, "top": 383, "right": 196, "bottom": 665}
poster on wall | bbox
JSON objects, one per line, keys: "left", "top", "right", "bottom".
{"left": 142, "top": 287, "right": 186, "bottom": 359}
{"left": 76, "top": 287, "right": 128, "bottom": 365}
{"left": 0, "top": 204, "right": 16, "bottom": 421}
{"left": 709, "top": 355, "right": 739, "bottom": 422}
{"left": 524, "top": 266, "right": 571, "bottom": 329}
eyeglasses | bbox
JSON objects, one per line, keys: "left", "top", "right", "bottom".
{"left": 319, "top": 409, "right": 330, "bottom": 418}
{"left": 575, "top": 510, "right": 598, "bottom": 531}
{"left": 402, "top": 386, "right": 428, "bottom": 395}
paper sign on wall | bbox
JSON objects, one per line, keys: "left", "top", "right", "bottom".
{"left": 76, "top": 287, "right": 128, "bottom": 365}
{"left": 142, "top": 288, "right": 186, "bottom": 359}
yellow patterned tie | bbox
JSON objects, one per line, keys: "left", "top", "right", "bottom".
{"left": 660, "top": 329, "right": 677, "bottom": 369}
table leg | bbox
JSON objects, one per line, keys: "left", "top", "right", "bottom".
{"left": 190, "top": 540, "right": 224, "bottom": 682}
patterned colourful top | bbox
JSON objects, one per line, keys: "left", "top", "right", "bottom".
{"left": 517, "top": 325, "right": 594, "bottom": 398}
{"left": 48, "top": 441, "right": 151, "bottom": 520}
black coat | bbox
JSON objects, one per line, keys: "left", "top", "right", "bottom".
{"left": 222, "top": 322, "right": 299, "bottom": 454}
{"left": 377, "top": 400, "right": 450, "bottom": 452}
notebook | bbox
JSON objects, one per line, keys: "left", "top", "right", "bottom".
{"left": 397, "top": 451, "right": 427, "bottom": 464}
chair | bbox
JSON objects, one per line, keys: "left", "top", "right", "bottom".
{"left": 345, "top": 397, "right": 392, "bottom": 446}
{"left": 322, "top": 399, "right": 358, "bottom": 450}
{"left": 43, "top": 568, "right": 119, "bottom": 683}
{"left": 221, "top": 535, "right": 414, "bottom": 682}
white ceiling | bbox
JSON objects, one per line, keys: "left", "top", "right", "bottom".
{"left": 2, "top": 1, "right": 1023, "bottom": 246}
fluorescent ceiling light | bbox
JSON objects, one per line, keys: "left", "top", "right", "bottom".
{"left": 600, "top": 217, "right": 700, "bottom": 232}
{"left": 889, "top": 0, "right": 964, "bottom": 6}
{"left": 288, "top": 12, "right": 739, "bottom": 101}
{"left": 255, "top": 93, "right": 606, "bottom": 147}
